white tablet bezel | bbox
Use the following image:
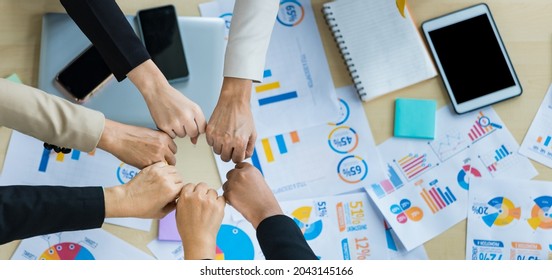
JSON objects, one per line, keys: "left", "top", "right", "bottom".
{"left": 422, "top": 3, "right": 522, "bottom": 114}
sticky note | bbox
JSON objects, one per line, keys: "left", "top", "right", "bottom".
{"left": 394, "top": 98, "right": 436, "bottom": 139}
{"left": 5, "top": 73, "right": 22, "bottom": 84}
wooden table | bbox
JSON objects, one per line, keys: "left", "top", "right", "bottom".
{"left": 1, "top": 0, "right": 551, "bottom": 260}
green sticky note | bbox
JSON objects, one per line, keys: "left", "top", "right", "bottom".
{"left": 5, "top": 73, "right": 22, "bottom": 84}
{"left": 394, "top": 98, "right": 436, "bottom": 139}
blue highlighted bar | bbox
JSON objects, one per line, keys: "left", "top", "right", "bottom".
{"left": 71, "top": 150, "right": 81, "bottom": 160}
{"left": 251, "top": 148, "right": 263, "bottom": 175}
{"left": 258, "top": 91, "right": 298, "bottom": 106}
{"left": 445, "top": 186, "right": 457, "bottom": 201}
{"left": 275, "top": 134, "right": 287, "bottom": 154}
{"left": 371, "top": 184, "right": 386, "bottom": 198}
{"left": 545, "top": 136, "right": 551, "bottom": 147}
{"left": 495, "top": 145, "right": 510, "bottom": 161}
{"left": 38, "top": 147, "right": 50, "bottom": 172}
{"left": 437, "top": 187, "right": 450, "bottom": 205}
{"left": 263, "top": 69, "right": 272, "bottom": 78}
{"left": 387, "top": 164, "right": 403, "bottom": 188}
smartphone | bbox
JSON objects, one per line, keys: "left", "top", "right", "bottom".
{"left": 55, "top": 45, "right": 114, "bottom": 103}
{"left": 136, "top": 5, "right": 189, "bottom": 83}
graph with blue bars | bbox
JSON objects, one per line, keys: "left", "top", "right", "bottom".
{"left": 494, "top": 145, "right": 511, "bottom": 161}
{"left": 371, "top": 164, "right": 404, "bottom": 199}
{"left": 255, "top": 69, "right": 299, "bottom": 106}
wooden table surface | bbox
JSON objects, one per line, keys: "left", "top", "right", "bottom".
{"left": 1, "top": 0, "right": 551, "bottom": 260}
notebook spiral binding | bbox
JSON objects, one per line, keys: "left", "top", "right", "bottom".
{"left": 322, "top": 6, "right": 366, "bottom": 100}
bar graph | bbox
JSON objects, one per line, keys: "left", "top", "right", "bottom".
{"left": 258, "top": 131, "right": 300, "bottom": 163}
{"left": 255, "top": 68, "right": 299, "bottom": 106}
{"left": 468, "top": 112, "right": 495, "bottom": 142}
{"left": 528, "top": 134, "right": 552, "bottom": 161}
{"left": 395, "top": 153, "right": 432, "bottom": 180}
{"left": 38, "top": 148, "right": 95, "bottom": 172}
{"left": 371, "top": 164, "right": 404, "bottom": 199}
{"left": 493, "top": 145, "right": 510, "bottom": 162}
{"left": 418, "top": 179, "right": 457, "bottom": 214}
{"left": 479, "top": 144, "right": 514, "bottom": 175}
{"left": 537, "top": 135, "right": 552, "bottom": 147}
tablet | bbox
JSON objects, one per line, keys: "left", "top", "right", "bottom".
{"left": 422, "top": 3, "right": 522, "bottom": 114}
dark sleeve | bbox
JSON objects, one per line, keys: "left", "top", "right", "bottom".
{"left": 60, "top": 0, "right": 151, "bottom": 81}
{"left": 256, "top": 215, "right": 318, "bottom": 260}
{"left": 0, "top": 186, "right": 105, "bottom": 245}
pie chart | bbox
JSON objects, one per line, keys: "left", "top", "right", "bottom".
{"left": 528, "top": 196, "right": 552, "bottom": 230}
{"left": 457, "top": 164, "right": 482, "bottom": 190}
{"left": 215, "top": 224, "right": 255, "bottom": 260}
{"left": 292, "top": 206, "right": 323, "bottom": 240}
{"left": 39, "top": 242, "right": 94, "bottom": 260}
{"left": 482, "top": 197, "right": 520, "bottom": 227}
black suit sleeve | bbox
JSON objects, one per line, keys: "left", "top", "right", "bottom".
{"left": 60, "top": 0, "right": 151, "bottom": 81}
{"left": 0, "top": 185, "right": 105, "bottom": 245}
{"left": 256, "top": 215, "right": 318, "bottom": 260}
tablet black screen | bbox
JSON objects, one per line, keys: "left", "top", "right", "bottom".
{"left": 428, "top": 14, "right": 515, "bottom": 104}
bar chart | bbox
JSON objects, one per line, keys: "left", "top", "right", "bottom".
{"left": 371, "top": 164, "right": 404, "bottom": 199}
{"left": 255, "top": 69, "right": 299, "bottom": 106}
{"left": 418, "top": 179, "right": 457, "bottom": 214}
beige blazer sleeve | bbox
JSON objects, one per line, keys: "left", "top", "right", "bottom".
{"left": 0, "top": 79, "right": 105, "bottom": 152}
{"left": 223, "top": 0, "right": 279, "bottom": 82}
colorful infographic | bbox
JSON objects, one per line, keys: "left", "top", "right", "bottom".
{"left": 12, "top": 229, "right": 153, "bottom": 260}
{"left": 0, "top": 131, "right": 151, "bottom": 231}
{"left": 467, "top": 178, "right": 552, "bottom": 260}
{"left": 148, "top": 192, "right": 390, "bottom": 260}
{"left": 214, "top": 86, "right": 388, "bottom": 201}
{"left": 216, "top": 225, "right": 255, "bottom": 260}
{"left": 292, "top": 206, "right": 323, "bottom": 240}
{"left": 200, "top": 0, "right": 339, "bottom": 138}
{"left": 520, "top": 84, "right": 552, "bottom": 168}
{"left": 40, "top": 242, "right": 94, "bottom": 260}
{"left": 373, "top": 106, "right": 537, "bottom": 251}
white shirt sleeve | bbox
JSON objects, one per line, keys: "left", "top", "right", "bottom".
{"left": 223, "top": 0, "right": 280, "bottom": 82}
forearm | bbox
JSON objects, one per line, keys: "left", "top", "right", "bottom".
{"left": 224, "top": 0, "right": 279, "bottom": 81}
{"left": 127, "top": 60, "right": 170, "bottom": 101}
{"left": 0, "top": 79, "right": 104, "bottom": 152}
{"left": 0, "top": 186, "right": 105, "bottom": 245}
{"left": 256, "top": 215, "right": 318, "bottom": 260}
{"left": 60, "top": 0, "right": 150, "bottom": 81}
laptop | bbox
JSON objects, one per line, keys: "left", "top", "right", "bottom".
{"left": 38, "top": 13, "right": 225, "bottom": 128}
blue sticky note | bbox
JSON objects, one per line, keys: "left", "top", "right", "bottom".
{"left": 394, "top": 98, "right": 436, "bottom": 139}
{"left": 5, "top": 73, "right": 22, "bottom": 84}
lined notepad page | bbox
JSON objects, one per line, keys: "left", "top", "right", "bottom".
{"left": 324, "top": 0, "right": 437, "bottom": 101}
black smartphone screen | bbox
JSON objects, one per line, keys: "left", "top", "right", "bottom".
{"left": 56, "top": 45, "right": 112, "bottom": 100}
{"left": 137, "top": 5, "right": 189, "bottom": 82}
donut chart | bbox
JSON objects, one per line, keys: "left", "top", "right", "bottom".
{"left": 39, "top": 242, "right": 95, "bottom": 260}
{"left": 457, "top": 165, "right": 482, "bottom": 190}
{"left": 292, "top": 206, "right": 323, "bottom": 240}
{"left": 216, "top": 224, "right": 255, "bottom": 260}
{"left": 528, "top": 196, "right": 552, "bottom": 230}
{"left": 482, "top": 197, "right": 520, "bottom": 227}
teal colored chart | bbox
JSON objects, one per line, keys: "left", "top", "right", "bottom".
{"left": 216, "top": 225, "right": 255, "bottom": 260}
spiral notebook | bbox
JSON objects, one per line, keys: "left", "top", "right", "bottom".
{"left": 323, "top": 0, "right": 437, "bottom": 101}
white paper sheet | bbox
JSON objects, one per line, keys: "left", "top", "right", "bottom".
{"left": 11, "top": 228, "right": 153, "bottom": 260}
{"left": 200, "top": 0, "right": 340, "bottom": 138}
{"left": 371, "top": 106, "right": 537, "bottom": 251}
{"left": 0, "top": 131, "right": 152, "bottom": 231}
{"left": 214, "top": 85, "right": 388, "bottom": 201}
{"left": 520, "top": 84, "right": 552, "bottom": 168}
{"left": 467, "top": 178, "right": 552, "bottom": 260}
{"left": 148, "top": 192, "right": 389, "bottom": 260}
